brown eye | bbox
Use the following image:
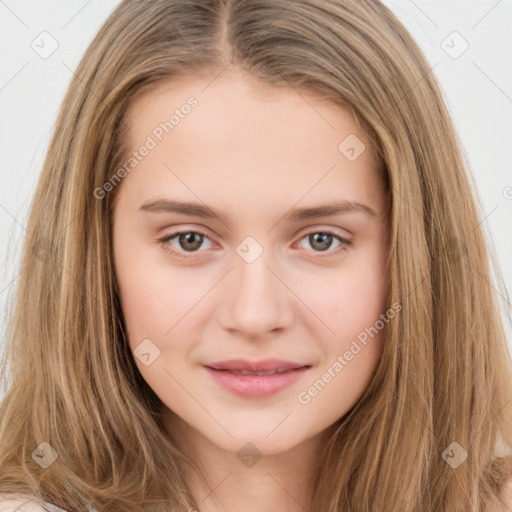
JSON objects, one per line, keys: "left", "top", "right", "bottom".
{"left": 177, "top": 232, "right": 204, "bottom": 251}
{"left": 159, "top": 230, "right": 214, "bottom": 255}
{"left": 308, "top": 233, "right": 334, "bottom": 251}
{"left": 297, "top": 231, "right": 352, "bottom": 256}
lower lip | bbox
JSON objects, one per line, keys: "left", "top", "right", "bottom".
{"left": 204, "top": 366, "right": 310, "bottom": 397}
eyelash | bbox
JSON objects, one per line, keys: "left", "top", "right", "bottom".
{"left": 157, "top": 229, "right": 353, "bottom": 259}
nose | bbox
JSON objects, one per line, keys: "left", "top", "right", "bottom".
{"left": 218, "top": 247, "right": 294, "bottom": 339}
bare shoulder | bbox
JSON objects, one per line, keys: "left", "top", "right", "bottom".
{"left": 487, "top": 474, "right": 512, "bottom": 511}
{"left": 0, "top": 496, "right": 68, "bottom": 512}
{"left": 0, "top": 498, "right": 47, "bottom": 512}
{"left": 498, "top": 474, "right": 512, "bottom": 505}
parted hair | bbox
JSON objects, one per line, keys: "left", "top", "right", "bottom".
{"left": 1, "top": 0, "right": 511, "bottom": 510}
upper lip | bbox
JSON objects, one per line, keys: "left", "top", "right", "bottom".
{"left": 205, "top": 359, "right": 310, "bottom": 372}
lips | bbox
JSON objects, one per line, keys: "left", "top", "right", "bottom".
{"left": 204, "top": 359, "right": 311, "bottom": 397}
{"left": 205, "top": 358, "right": 310, "bottom": 374}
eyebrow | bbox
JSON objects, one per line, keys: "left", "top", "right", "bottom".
{"left": 138, "top": 199, "right": 377, "bottom": 223}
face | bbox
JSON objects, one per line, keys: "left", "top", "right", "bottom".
{"left": 112, "top": 70, "right": 390, "bottom": 456}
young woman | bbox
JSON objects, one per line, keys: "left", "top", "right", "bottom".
{"left": 1, "top": 0, "right": 511, "bottom": 511}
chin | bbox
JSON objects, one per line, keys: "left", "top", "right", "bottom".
{"left": 199, "top": 419, "right": 319, "bottom": 457}
{"left": 216, "top": 432, "right": 301, "bottom": 456}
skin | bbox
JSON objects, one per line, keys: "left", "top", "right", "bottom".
{"left": 112, "top": 69, "right": 390, "bottom": 512}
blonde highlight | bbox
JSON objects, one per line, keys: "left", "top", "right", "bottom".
{"left": 1, "top": 1, "right": 511, "bottom": 511}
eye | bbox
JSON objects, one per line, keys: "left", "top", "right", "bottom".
{"left": 158, "top": 230, "right": 214, "bottom": 256}
{"left": 296, "top": 231, "right": 352, "bottom": 256}
{"left": 157, "top": 228, "right": 352, "bottom": 259}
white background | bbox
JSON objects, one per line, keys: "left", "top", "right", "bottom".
{"left": 1, "top": 1, "right": 511, "bottom": 372}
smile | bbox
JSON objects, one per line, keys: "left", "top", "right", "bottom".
{"left": 204, "top": 365, "right": 310, "bottom": 397}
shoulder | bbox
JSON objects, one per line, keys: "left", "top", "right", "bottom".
{"left": 0, "top": 496, "right": 68, "bottom": 512}
{"left": 499, "top": 474, "right": 512, "bottom": 505}
{"left": 488, "top": 474, "right": 512, "bottom": 511}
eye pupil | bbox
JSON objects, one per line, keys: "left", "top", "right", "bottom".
{"left": 310, "top": 233, "right": 332, "bottom": 251}
{"left": 179, "top": 232, "right": 203, "bottom": 251}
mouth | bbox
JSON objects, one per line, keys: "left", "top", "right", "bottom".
{"left": 203, "top": 359, "right": 311, "bottom": 397}
{"left": 205, "top": 358, "right": 310, "bottom": 373}
{"left": 209, "top": 368, "right": 305, "bottom": 376}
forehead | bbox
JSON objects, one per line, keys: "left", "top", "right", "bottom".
{"left": 118, "top": 71, "right": 385, "bottom": 217}
{"left": 124, "top": 70, "right": 370, "bottom": 147}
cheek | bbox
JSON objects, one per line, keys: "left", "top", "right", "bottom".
{"left": 113, "top": 247, "right": 198, "bottom": 392}
{"left": 312, "top": 252, "right": 388, "bottom": 339}
{"left": 114, "top": 228, "right": 195, "bottom": 337}
{"left": 113, "top": 231, "right": 178, "bottom": 354}
{"left": 296, "top": 268, "right": 388, "bottom": 419}
{"left": 304, "top": 246, "right": 388, "bottom": 395}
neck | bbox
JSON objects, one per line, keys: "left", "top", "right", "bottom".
{"left": 165, "top": 413, "right": 330, "bottom": 512}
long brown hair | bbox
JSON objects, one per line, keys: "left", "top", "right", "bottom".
{"left": 1, "top": 0, "right": 511, "bottom": 510}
